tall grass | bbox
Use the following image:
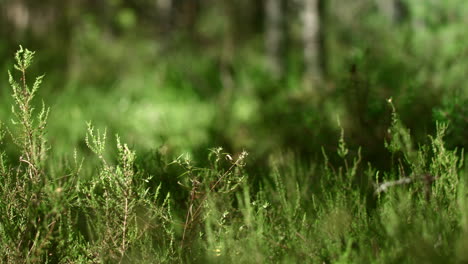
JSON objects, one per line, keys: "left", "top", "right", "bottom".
{"left": 0, "top": 47, "right": 466, "bottom": 263}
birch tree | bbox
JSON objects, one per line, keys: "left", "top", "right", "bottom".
{"left": 376, "top": 0, "right": 407, "bottom": 23}
{"left": 302, "top": 0, "right": 323, "bottom": 85}
{"left": 156, "top": 0, "right": 173, "bottom": 32}
{"left": 265, "top": 0, "right": 286, "bottom": 79}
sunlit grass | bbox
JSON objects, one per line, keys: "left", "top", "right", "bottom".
{"left": 0, "top": 47, "right": 466, "bottom": 263}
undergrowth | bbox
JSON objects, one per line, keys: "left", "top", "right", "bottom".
{"left": 0, "top": 48, "right": 466, "bottom": 263}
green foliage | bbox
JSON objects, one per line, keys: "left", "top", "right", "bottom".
{"left": 8, "top": 46, "right": 49, "bottom": 179}
{"left": 1, "top": 46, "right": 55, "bottom": 262}
{"left": 79, "top": 124, "right": 175, "bottom": 262}
{"left": 1, "top": 1, "right": 468, "bottom": 262}
{"left": 433, "top": 94, "right": 468, "bottom": 149}
{"left": 0, "top": 36, "right": 467, "bottom": 264}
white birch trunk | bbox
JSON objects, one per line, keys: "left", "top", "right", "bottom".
{"left": 303, "top": 0, "right": 322, "bottom": 84}
{"left": 376, "top": 0, "right": 405, "bottom": 23}
{"left": 265, "top": 0, "right": 285, "bottom": 79}
{"left": 156, "top": 0, "right": 172, "bottom": 30}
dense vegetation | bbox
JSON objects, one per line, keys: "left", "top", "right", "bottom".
{"left": 0, "top": 46, "right": 465, "bottom": 263}
{"left": 1, "top": 1, "right": 467, "bottom": 263}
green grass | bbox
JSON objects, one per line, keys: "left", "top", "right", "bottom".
{"left": 0, "top": 47, "right": 467, "bottom": 264}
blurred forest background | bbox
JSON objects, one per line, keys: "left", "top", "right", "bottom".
{"left": 1, "top": 1, "right": 468, "bottom": 262}
{"left": 0, "top": 0, "right": 467, "bottom": 169}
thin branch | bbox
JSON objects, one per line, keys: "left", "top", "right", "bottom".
{"left": 374, "top": 174, "right": 437, "bottom": 195}
{"left": 374, "top": 177, "right": 412, "bottom": 194}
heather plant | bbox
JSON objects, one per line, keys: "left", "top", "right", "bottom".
{"left": 0, "top": 46, "right": 56, "bottom": 262}
{"left": 81, "top": 124, "right": 175, "bottom": 262}
{"left": 0, "top": 122, "right": 6, "bottom": 174}
{"left": 0, "top": 47, "right": 466, "bottom": 264}
{"left": 433, "top": 94, "right": 468, "bottom": 149}
{"left": 171, "top": 147, "right": 248, "bottom": 254}
{"left": 8, "top": 46, "right": 49, "bottom": 183}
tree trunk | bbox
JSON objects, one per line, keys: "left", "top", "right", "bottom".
{"left": 376, "top": 0, "right": 407, "bottom": 23}
{"left": 156, "top": 0, "right": 173, "bottom": 32}
{"left": 265, "top": 0, "right": 286, "bottom": 79}
{"left": 3, "top": 0, "right": 30, "bottom": 36}
{"left": 303, "top": 0, "right": 322, "bottom": 85}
